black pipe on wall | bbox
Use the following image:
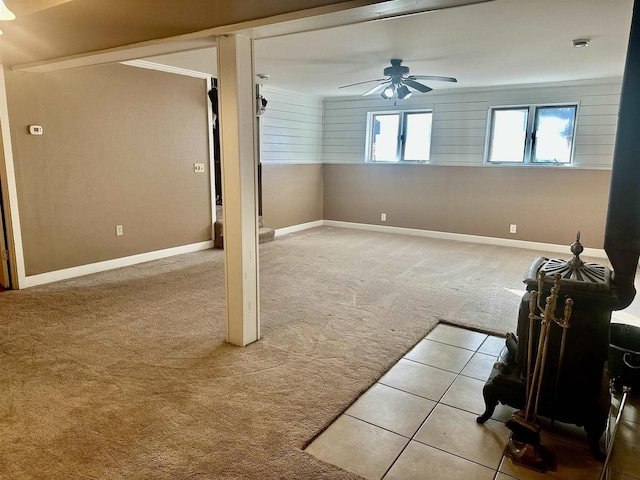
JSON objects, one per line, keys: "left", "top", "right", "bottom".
{"left": 605, "top": 0, "right": 640, "bottom": 309}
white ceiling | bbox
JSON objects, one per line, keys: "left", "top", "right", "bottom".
{"left": 145, "top": 0, "right": 634, "bottom": 98}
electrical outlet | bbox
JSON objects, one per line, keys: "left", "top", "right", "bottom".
{"left": 509, "top": 224, "right": 517, "bottom": 234}
{"left": 116, "top": 225, "right": 123, "bottom": 236}
{"left": 381, "top": 213, "right": 387, "bottom": 222}
{"left": 193, "top": 163, "right": 205, "bottom": 173}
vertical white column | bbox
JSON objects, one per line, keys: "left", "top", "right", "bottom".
{"left": 217, "top": 35, "right": 260, "bottom": 346}
{"left": 0, "top": 66, "right": 26, "bottom": 289}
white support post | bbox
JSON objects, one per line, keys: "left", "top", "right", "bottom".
{"left": 216, "top": 35, "right": 260, "bottom": 346}
{"left": 0, "top": 66, "right": 26, "bottom": 289}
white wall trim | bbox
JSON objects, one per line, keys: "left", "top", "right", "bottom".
{"left": 121, "top": 60, "right": 212, "bottom": 79}
{"left": 206, "top": 76, "right": 216, "bottom": 223}
{"left": 0, "top": 66, "right": 26, "bottom": 288}
{"left": 322, "top": 220, "right": 607, "bottom": 258}
{"left": 13, "top": 37, "right": 217, "bottom": 73}
{"left": 23, "top": 241, "right": 215, "bottom": 288}
{"left": 274, "top": 220, "right": 324, "bottom": 237}
{"left": 16, "top": 217, "right": 609, "bottom": 288}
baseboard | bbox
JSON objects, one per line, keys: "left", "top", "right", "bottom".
{"left": 274, "top": 220, "right": 324, "bottom": 237}
{"left": 21, "top": 222, "right": 607, "bottom": 288}
{"left": 23, "top": 241, "right": 215, "bottom": 288}
{"left": 322, "top": 220, "right": 607, "bottom": 258}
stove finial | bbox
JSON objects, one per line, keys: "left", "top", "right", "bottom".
{"left": 569, "top": 231, "right": 584, "bottom": 267}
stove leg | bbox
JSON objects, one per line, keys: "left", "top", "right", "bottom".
{"left": 586, "top": 418, "right": 607, "bottom": 461}
{"left": 587, "top": 431, "right": 605, "bottom": 461}
{"left": 477, "top": 381, "right": 499, "bottom": 424}
{"left": 585, "top": 399, "right": 608, "bottom": 461}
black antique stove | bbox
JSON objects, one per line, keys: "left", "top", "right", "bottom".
{"left": 476, "top": 0, "right": 640, "bottom": 469}
{"left": 476, "top": 236, "right": 616, "bottom": 459}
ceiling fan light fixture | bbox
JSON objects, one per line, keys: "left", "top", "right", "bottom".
{"left": 0, "top": 0, "right": 15, "bottom": 20}
{"left": 397, "top": 84, "right": 412, "bottom": 100}
{"left": 381, "top": 85, "right": 395, "bottom": 99}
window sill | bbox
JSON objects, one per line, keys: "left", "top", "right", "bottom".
{"left": 484, "top": 162, "right": 574, "bottom": 167}
{"left": 366, "top": 160, "right": 430, "bottom": 165}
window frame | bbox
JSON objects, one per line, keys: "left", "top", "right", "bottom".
{"left": 484, "top": 103, "right": 579, "bottom": 166}
{"left": 366, "top": 109, "right": 433, "bottom": 163}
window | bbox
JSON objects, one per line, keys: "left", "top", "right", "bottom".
{"left": 368, "top": 111, "right": 433, "bottom": 162}
{"left": 486, "top": 105, "right": 577, "bottom": 165}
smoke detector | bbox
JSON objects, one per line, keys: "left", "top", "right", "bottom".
{"left": 572, "top": 38, "right": 590, "bottom": 48}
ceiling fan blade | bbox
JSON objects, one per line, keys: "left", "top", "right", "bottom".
{"left": 408, "top": 75, "right": 457, "bottom": 83}
{"left": 362, "top": 82, "right": 388, "bottom": 96}
{"left": 338, "top": 78, "right": 388, "bottom": 89}
{"left": 404, "top": 79, "right": 432, "bottom": 93}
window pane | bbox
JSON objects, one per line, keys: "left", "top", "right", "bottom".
{"left": 403, "top": 112, "right": 432, "bottom": 161}
{"left": 532, "top": 106, "right": 576, "bottom": 164}
{"left": 488, "top": 108, "right": 528, "bottom": 163}
{"left": 371, "top": 114, "right": 399, "bottom": 162}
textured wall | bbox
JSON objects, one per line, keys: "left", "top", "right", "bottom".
{"left": 6, "top": 64, "right": 212, "bottom": 275}
{"left": 262, "top": 163, "right": 323, "bottom": 229}
{"left": 323, "top": 164, "right": 611, "bottom": 248}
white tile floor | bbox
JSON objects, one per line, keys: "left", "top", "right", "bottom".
{"left": 305, "top": 324, "right": 640, "bottom": 480}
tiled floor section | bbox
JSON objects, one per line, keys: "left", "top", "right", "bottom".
{"left": 306, "top": 324, "right": 640, "bottom": 480}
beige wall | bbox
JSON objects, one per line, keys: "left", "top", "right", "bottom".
{"left": 6, "top": 64, "right": 212, "bottom": 275}
{"left": 323, "top": 164, "right": 611, "bottom": 248}
{"left": 262, "top": 164, "right": 323, "bottom": 229}
{"left": 3, "top": 62, "right": 614, "bottom": 279}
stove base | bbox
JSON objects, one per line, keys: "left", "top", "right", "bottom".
{"left": 505, "top": 437, "right": 557, "bottom": 473}
{"left": 477, "top": 357, "right": 608, "bottom": 461}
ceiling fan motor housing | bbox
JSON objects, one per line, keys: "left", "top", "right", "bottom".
{"left": 384, "top": 59, "right": 410, "bottom": 79}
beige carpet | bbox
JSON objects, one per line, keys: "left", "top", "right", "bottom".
{"left": 0, "top": 227, "right": 607, "bottom": 479}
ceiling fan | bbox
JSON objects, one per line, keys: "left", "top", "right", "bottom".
{"left": 338, "top": 59, "right": 457, "bottom": 99}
